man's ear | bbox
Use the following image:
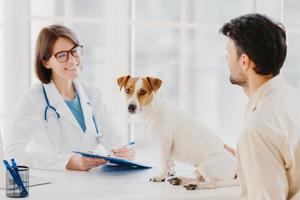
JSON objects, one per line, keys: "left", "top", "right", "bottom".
{"left": 117, "top": 75, "right": 131, "bottom": 91}
{"left": 240, "top": 54, "right": 250, "bottom": 71}
{"left": 146, "top": 77, "right": 162, "bottom": 92}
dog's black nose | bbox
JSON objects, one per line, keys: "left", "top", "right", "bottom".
{"left": 128, "top": 104, "right": 137, "bottom": 112}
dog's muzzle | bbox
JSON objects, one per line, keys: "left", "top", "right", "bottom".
{"left": 128, "top": 104, "right": 137, "bottom": 113}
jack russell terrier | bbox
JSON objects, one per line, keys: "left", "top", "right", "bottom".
{"left": 117, "top": 75, "right": 237, "bottom": 190}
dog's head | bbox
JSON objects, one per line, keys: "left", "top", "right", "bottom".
{"left": 117, "top": 75, "right": 162, "bottom": 114}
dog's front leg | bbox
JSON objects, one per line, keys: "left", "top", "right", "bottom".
{"left": 167, "top": 159, "right": 175, "bottom": 176}
{"left": 149, "top": 142, "right": 172, "bottom": 182}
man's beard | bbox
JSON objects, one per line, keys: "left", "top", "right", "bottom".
{"left": 229, "top": 75, "right": 246, "bottom": 86}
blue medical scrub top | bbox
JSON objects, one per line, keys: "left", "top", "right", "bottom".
{"left": 65, "top": 93, "right": 86, "bottom": 132}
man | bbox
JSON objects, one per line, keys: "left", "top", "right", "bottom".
{"left": 220, "top": 14, "right": 300, "bottom": 199}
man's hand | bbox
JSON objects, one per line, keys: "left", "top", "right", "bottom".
{"left": 224, "top": 144, "right": 236, "bottom": 156}
{"left": 66, "top": 154, "right": 107, "bottom": 171}
{"left": 111, "top": 148, "right": 135, "bottom": 160}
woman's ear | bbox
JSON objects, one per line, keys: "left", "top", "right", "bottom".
{"left": 42, "top": 60, "right": 51, "bottom": 69}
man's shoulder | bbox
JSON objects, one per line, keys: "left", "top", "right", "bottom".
{"left": 257, "top": 82, "right": 300, "bottom": 112}
{"left": 244, "top": 86, "right": 300, "bottom": 139}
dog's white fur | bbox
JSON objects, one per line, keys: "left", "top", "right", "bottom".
{"left": 120, "top": 77, "right": 237, "bottom": 190}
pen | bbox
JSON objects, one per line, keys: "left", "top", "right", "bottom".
{"left": 123, "top": 141, "right": 135, "bottom": 148}
{"left": 3, "top": 160, "right": 28, "bottom": 196}
{"left": 11, "top": 159, "right": 26, "bottom": 190}
{"left": 10, "top": 159, "right": 29, "bottom": 196}
{"left": 111, "top": 141, "right": 136, "bottom": 155}
{"left": 11, "top": 158, "right": 18, "bottom": 171}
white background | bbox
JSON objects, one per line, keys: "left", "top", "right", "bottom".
{"left": 0, "top": 0, "right": 299, "bottom": 148}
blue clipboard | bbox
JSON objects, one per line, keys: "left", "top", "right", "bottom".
{"left": 72, "top": 151, "right": 152, "bottom": 169}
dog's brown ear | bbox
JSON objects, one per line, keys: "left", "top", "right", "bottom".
{"left": 117, "top": 75, "right": 131, "bottom": 91}
{"left": 146, "top": 77, "right": 162, "bottom": 92}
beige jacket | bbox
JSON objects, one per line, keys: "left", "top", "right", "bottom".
{"left": 237, "top": 76, "right": 300, "bottom": 200}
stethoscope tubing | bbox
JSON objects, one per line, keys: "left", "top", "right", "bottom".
{"left": 42, "top": 84, "right": 102, "bottom": 144}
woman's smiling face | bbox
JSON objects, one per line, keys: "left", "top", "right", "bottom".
{"left": 44, "top": 37, "right": 82, "bottom": 82}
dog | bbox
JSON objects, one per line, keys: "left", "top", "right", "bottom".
{"left": 117, "top": 75, "right": 237, "bottom": 190}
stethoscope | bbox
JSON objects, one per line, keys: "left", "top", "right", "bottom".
{"left": 42, "top": 84, "right": 102, "bottom": 144}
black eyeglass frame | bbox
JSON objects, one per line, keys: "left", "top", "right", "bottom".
{"left": 53, "top": 45, "right": 83, "bottom": 63}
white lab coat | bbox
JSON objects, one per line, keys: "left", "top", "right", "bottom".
{"left": 2, "top": 80, "right": 126, "bottom": 170}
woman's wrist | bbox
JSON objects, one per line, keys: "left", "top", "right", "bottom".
{"left": 112, "top": 148, "right": 136, "bottom": 160}
{"left": 66, "top": 155, "right": 85, "bottom": 171}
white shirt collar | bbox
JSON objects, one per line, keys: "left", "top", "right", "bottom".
{"left": 246, "top": 75, "right": 286, "bottom": 113}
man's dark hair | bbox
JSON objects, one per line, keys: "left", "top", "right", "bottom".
{"left": 220, "top": 13, "right": 287, "bottom": 76}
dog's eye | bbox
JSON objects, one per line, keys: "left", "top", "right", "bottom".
{"left": 125, "top": 88, "right": 130, "bottom": 94}
{"left": 139, "top": 90, "right": 147, "bottom": 96}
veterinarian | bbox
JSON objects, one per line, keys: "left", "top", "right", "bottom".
{"left": 221, "top": 14, "right": 300, "bottom": 199}
{"left": 2, "top": 25, "right": 134, "bottom": 171}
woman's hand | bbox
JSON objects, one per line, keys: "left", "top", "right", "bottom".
{"left": 111, "top": 148, "right": 135, "bottom": 160}
{"left": 224, "top": 144, "right": 236, "bottom": 156}
{"left": 66, "top": 154, "right": 107, "bottom": 171}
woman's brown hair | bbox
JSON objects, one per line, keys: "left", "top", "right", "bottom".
{"left": 35, "top": 25, "right": 80, "bottom": 84}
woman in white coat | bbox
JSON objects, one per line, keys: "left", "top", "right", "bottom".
{"left": 3, "top": 25, "right": 134, "bottom": 171}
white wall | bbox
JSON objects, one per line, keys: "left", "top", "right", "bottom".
{"left": 3, "top": 0, "right": 31, "bottom": 135}
{"left": 0, "top": 0, "right": 4, "bottom": 157}
{"left": 0, "top": 0, "right": 299, "bottom": 148}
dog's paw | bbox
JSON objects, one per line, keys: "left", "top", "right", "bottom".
{"left": 183, "top": 184, "right": 197, "bottom": 190}
{"left": 167, "top": 171, "right": 175, "bottom": 177}
{"left": 149, "top": 176, "right": 166, "bottom": 182}
{"left": 168, "top": 177, "right": 182, "bottom": 185}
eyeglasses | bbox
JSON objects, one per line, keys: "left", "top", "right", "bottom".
{"left": 53, "top": 45, "right": 83, "bottom": 63}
